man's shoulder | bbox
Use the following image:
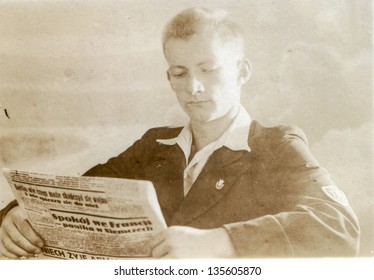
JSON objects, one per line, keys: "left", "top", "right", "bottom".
{"left": 140, "top": 126, "right": 183, "bottom": 141}
{"left": 249, "top": 120, "right": 317, "bottom": 166}
{"left": 249, "top": 120, "right": 307, "bottom": 146}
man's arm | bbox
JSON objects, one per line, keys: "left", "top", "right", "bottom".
{"left": 223, "top": 126, "right": 360, "bottom": 257}
{"left": 149, "top": 125, "right": 360, "bottom": 258}
{"left": 0, "top": 127, "right": 168, "bottom": 259}
{"left": 150, "top": 226, "right": 236, "bottom": 258}
{"left": 0, "top": 129, "right": 157, "bottom": 259}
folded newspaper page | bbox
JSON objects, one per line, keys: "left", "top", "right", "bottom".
{"left": 2, "top": 168, "right": 167, "bottom": 259}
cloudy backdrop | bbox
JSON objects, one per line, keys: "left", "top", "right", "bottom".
{"left": 0, "top": 0, "right": 372, "bottom": 256}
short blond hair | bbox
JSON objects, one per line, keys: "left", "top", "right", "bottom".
{"left": 162, "top": 7, "right": 245, "bottom": 56}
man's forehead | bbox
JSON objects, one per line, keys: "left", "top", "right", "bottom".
{"left": 168, "top": 60, "right": 216, "bottom": 70}
{"left": 164, "top": 34, "right": 240, "bottom": 66}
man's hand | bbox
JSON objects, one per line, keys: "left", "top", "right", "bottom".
{"left": 151, "top": 226, "right": 237, "bottom": 258}
{"left": 0, "top": 206, "right": 44, "bottom": 259}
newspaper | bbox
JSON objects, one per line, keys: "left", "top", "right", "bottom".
{"left": 2, "top": 168, "right": 167, "bottom": 259}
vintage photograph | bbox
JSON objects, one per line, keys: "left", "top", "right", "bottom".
{"left": 0, "top": 0, "right": 372, "bottom": 260}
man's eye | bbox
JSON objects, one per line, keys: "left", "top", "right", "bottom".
{"left": 201, "top": 67, "right": 217, "bottom": 73}
{"left": 169, "top": 70, "right": 187, "bottom": 78}
{"left": 172, "top": 73, "right": 186, "bottom": 78}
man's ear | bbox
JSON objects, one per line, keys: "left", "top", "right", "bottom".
{"left": 237, "top": 59, "right": 252, "bottom": 86}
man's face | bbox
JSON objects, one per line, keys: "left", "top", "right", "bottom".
{"left": 164, "top": 33, "right": 244, "bottom": 123}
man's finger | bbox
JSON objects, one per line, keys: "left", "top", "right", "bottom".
{"left": 15, "top": 219, "right": 44, "bottom": 248}
{"left": 0, "top": 247, "right": 19, "bottom": 259}
{"left": 1, "top": 230, "right": 34, "bottom": 257}
{"left": 151, "top": 242, "right": 169, "bottom": 258}
{"left": 149, "top": 230, "right": 166, "bottom": 249}
{"left": 0, "top": 236, "right": 22, "bottom": 259}
{"left": 4, "top": 222, "right": 42, "bottom": 254}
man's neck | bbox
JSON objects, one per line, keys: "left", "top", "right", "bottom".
{"left": 190, "top": 104, "right": 240, "bottom": 152}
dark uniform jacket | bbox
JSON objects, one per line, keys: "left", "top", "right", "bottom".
{"left": 0, "top": 120, "right": 360, "bottom": 257}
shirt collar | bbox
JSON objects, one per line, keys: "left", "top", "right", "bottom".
{"left": 156, "top": 105, "right": 251, "bottom": 161}
{"left": 220, "top": 105, "right": 251, "bottom": 152}
{"left": 157, "top": 125, "right": 193, "bottom": 163}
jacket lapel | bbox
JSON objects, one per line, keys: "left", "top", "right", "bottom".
{"left": 144, "top": 144, "right": 185, "bottom": 225}
{"left": 172, "top": 146, "right": 253, "bottom": 225}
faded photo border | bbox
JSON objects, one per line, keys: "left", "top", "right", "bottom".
{"left": 0, "top": 0, "right": 373, "bottom": 273}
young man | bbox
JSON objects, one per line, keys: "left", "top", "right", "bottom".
{"left": 0, "top": 7, "right": 360, "bottom": 258}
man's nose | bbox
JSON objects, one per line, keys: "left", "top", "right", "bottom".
{"left": 186, "top": 74, "right": 204, "bottom": 95}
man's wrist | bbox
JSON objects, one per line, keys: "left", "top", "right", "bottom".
{"left": 210, "top": 227, "right": 237, "bottom": 258}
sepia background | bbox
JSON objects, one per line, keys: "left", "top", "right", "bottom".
{"left": 0, "top": 0, "right": 372, "bottom": 256}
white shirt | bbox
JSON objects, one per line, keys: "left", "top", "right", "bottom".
{"left": 157, "top": 105, "right": 251, "bottom": 196}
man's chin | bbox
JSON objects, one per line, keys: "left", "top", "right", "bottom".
{"left": 188, "top": 113, "right": 220, "bottom": 124}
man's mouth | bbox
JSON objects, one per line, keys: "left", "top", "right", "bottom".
{"left": 188, "top": 100, "right": 210, "bottom": 105}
